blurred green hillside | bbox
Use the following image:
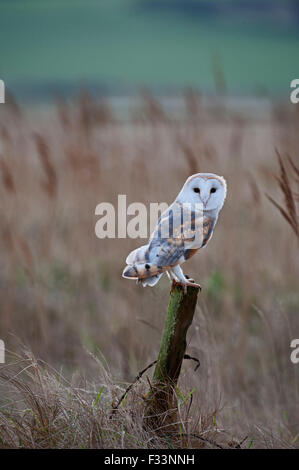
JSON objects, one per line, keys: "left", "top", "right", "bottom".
{"left": 0, "top": 0, "right": 298, "bottom": 99}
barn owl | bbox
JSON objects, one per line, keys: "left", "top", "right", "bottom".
{"left": 122, "top": 173, "right": 227, "bottom": 293}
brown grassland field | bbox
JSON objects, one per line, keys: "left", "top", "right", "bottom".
{"left": 0, "top": 92, "right": 298, "bottom": 449}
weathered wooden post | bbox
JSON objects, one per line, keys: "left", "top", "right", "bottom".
{"left": 145, "top": 280, "right": 200, "bottom": 428}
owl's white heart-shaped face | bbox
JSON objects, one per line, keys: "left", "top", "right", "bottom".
{"left": 177, "top": 173, "right": 227, "bottom": 212}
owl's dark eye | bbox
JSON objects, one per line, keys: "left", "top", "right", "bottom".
{"left": 193, "top": 187, "right": 200, "bottom": 193}
{"left": 210, "top": 187, "right": 217, "bottom": 194}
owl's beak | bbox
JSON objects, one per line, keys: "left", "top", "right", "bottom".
{"left": 199, "top": 196, "right": 208, "bottom": 207}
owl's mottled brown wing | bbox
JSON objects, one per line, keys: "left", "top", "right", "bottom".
{"left": 184, "top": 216, "right": 215, "bottom": 260}
{"left": 147, "top": 203, "right": 215, "bottom": 270}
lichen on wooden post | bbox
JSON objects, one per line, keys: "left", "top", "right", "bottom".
{"left": 145, "top": 280, "right": 200, "bottom": 427}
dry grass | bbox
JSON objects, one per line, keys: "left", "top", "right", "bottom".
{"left": 266, "top": 151, "right": 299, "bottom": 237}
{"left": 0, "top": 350, "right": 239, "bottom": 449}
{"left": 0, "top": 92, "right": 298, "bottom": 448}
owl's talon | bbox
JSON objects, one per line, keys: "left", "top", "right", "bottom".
{"left": 172, "top": 280, "right": 201, "bottom": 294}
{"left": 185, "top": 281, "right": 201, "bottom": 291}
{"left": 185, "top": 274, "right": 195, "bottom": 283}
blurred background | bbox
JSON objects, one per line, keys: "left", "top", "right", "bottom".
{"left": 0, "top": 0, "right": 299, "bottom": 101}
{"left": 0, "top": 0, "right": 298, "bottom": 449}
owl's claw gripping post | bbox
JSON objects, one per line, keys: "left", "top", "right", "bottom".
{"left": 185, "top": 281, "right": 201, "bottom": 293}
{"left": 172, "top": 280, "right": 201, "bottom": 294}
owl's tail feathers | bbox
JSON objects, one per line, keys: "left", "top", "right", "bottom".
{"left": 123, "top": 244, "right": 164, "bottom": 287}
{"left": 122, "top": 262, "right": 163, "bottom": 287}
{"left": 122, "top": 262, "right": 163, "bottom": 280}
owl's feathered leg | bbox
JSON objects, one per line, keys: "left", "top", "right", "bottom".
{"left": 167, "top": 269, "right": 179, "bottom": 282}
{"left": 168, "top": 268, "right": 194, "bottom": 283}
{"left": 171, "top": 265, "right": 201, "bottom": 294}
